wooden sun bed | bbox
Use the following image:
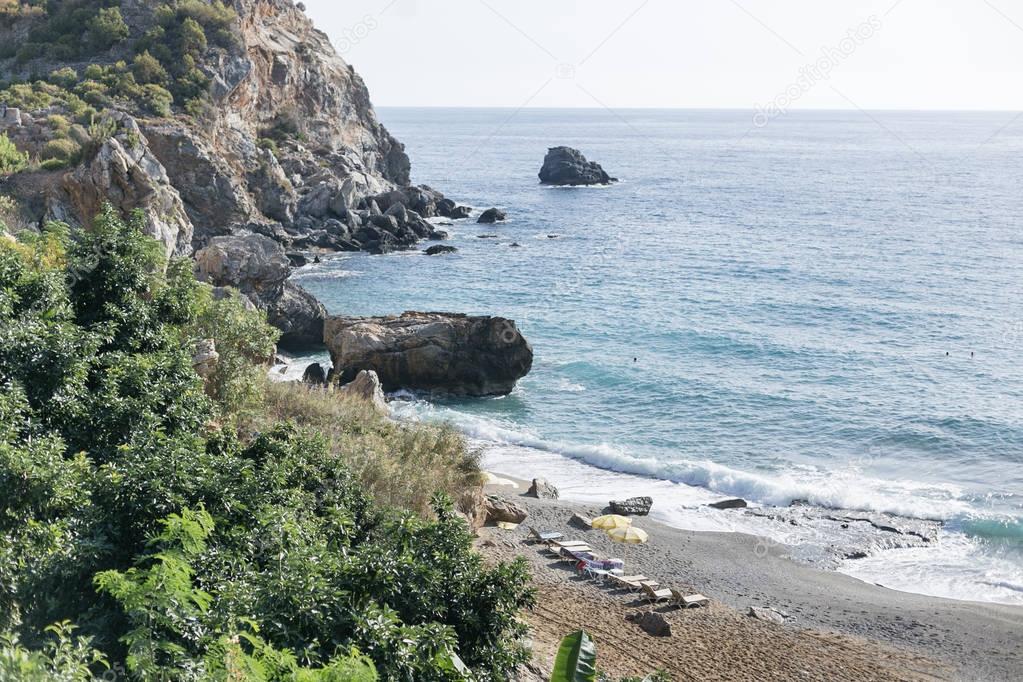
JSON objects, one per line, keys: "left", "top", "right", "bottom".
{"left": 670, "top": 589, "right": 709, "bottom": 608}
{"left": 642, "top": 584, "right": 674, "bottom": 604}
{"left": 609, "top": 574, "right": 659, "bottom": 591}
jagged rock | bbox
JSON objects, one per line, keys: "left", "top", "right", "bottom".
{"left": 337, "top": 369, "right": 388, "bottom": 413}
{"left": 539, "top": 146, "right": 617, "bottom": 186}
{"left": 323, "top": 311, "right": 533, "bottom": 396}
{"left": 194, "top": 234, "right": 290, "bottom": 299}
{"left": 64, "top": 113, "right": 193, "bottom": 258}
{"left": 302, "top": 363, "right": 328, "bottom": 385}
{"left": 526, "top": 479, "right": 559, "bottom": 499}
{"left": 709, "top": 498, "right": 748, "bottom": 510}
{"left": 449, "top": 205, "right": 472, "bottom": 219}
{"left": 286, "top": 252, "right": 308, "bottom": 267}
{"left": 191, "top": 339, "right": 219, "bottom": 378}
{"left": 484, "top": 496, "right": 528, "bottom": 525}
{"left": 425, "top": 245, "right": 457, "bottom": 256}
{"left": 384, "top": 202, "right": 408, "bottom": 224}
{"left": 265, "top": 281, "right": 327, "bottom": 350}
{"left": 610, "top": 497, "right": 653, "bottom": 516}
{"left": 477, "top": 208, "right": 506, "bottom": 224}
{"left": 748, "top": 607, "right": 786, "bottom": 625}
{"left": 570, "top": 513, "right": 593, "bottom": 530}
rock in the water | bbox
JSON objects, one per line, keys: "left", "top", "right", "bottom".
{"left": 709, "top": 498, "right": 748, "bottom": 510}
{"left": 610, "top": 496, "right": 653, "bottom": 516}
{"left": 323, "top": 311, "right": 533, "bottom": 396}
{"left": 477, "top": 208, "right": 506, "bottom": 224}
{"left": 538, "top": 146, "right": 617, "bottom": 186}
{"left": 425, "top": 245, "right": 458, "bottom": 256}
{"left": 337, "top": 369, "right": 388, "bottom": 413}
{"left": 526, "top": 478, "right": 559, "bottom": 499}
{"left": 484, "top": 495, "right": 528, "bottom": 524}
{"left": 302, "top": 362, "right": 327, "bottom": 385}
{"left": 748, "top": 607, "right": 785, "bottom": 625}
{"left": 264, "top": 281, "right": 327, "bottom": 350}
{"left": 191, "top": 339, "right": 219, "bottom": 378}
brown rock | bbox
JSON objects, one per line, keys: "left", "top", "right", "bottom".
{"left": 484, "top": 496, "right": 528, "bottom": 525}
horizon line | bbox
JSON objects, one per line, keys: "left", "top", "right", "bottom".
{"left": 374, "top": 104, "right": 1023, "bottom": 114}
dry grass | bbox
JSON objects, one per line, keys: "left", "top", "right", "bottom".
{"left": 251, "top": 380, "right": 484, "bottom": 516}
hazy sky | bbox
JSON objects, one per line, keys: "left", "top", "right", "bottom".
{"left": 302, "top": 0, "right": 1023, "bottom": 110}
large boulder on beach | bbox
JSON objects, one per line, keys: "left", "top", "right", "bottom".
{"left": 629, "top": 611, "right": 672, "bottom": 637}
{"left": 526, "top": 478, "right": 560, "bottom": 500}
{"left": 709, "top": 498, "right": 748, "bottom": 510}
{"left": 323, "top": 311, "right": 533, "bottom": 396}
{"left": 539, "top": 146, "right": 617, "bottom": 186}
{"left": 610, "top": 496, "right": 653, "bottom": 516}
{"left": 484, "top": 495, "right": 528, "bottom": 524}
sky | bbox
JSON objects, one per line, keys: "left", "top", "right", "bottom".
{"left": 302, "top": 0, "right": 1023, "bottom": 111}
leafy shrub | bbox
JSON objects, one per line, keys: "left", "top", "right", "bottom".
{"left": 140, "top": 83, "right": 173, "bottom": 116}
{"left": 0, "top": 203, "right": 535, "bottom": 680}
{"left": 132, "top": 50, "right": 169, "bottom": 86}
{"left": 47, "top": 67, "right": 78, "bottom": 89}
{"left": 0, "top": 134, "right": 27, "bottom": 176}
{"left": 40, "top": 137, "right": 81, "bottom": 163}
{"left": 85, "top": 7, "right": 129, "bottom": 52}
{"left": 45, "top": 114, "right": 71, "bottom": 134}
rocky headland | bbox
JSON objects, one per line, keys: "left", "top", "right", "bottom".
{"left": 0, "top": 0, "right": 480, "bottom": 359}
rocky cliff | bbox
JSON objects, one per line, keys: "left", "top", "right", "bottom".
{"left": 0, "top": 0, "right": 470, "bottom": 348}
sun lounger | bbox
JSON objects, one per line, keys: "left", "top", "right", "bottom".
{"left": 528, "top": 526, "right": 564, "bottom": 543}
{"left": 670, "top": 590, "right": 709, "bottom": 609}
{"left": 553, "top": 540, "right": 590, "bottom": 549}
{"left": 609, "top": 575, "right": 659, "bottom": 591}
{"left": 642, "top": 584, "right": 673, "bottom": 604}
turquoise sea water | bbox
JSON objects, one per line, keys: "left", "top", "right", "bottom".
{"left": 294, "top": 108, "right": 1023, "bottom": 605}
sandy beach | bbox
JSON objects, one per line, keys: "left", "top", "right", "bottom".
{"left": 479, "top": 475, "right": 1023, "bottom": 682}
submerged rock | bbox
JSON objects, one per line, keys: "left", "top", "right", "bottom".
{"left": 539, "top": 146, "right": 617, "bottom": 186}
{"left": 424, "top": 245, "right": 458, "bottom": 255}
{"left": 477, "top": 208, "right": 506, "bottom": 224}
{"left": 709, "top": 498, "right": 748, "bottom": 510}
{"left": 323, "top": 311, "right": 533, "bottom": 396}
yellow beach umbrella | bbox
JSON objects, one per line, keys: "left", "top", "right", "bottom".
{"left": 591, "top": 514, "right": 632, "bottom": 530}
{"left": 606, "top": 526, "right": 649, "bottom": 544}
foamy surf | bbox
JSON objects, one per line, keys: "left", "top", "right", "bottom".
{"left": 391, "top": 397, "right": 1023, "bottom": 606}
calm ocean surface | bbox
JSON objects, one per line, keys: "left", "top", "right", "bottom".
{"left": 294, "top": 108, "right": 1023, "bottom": 605}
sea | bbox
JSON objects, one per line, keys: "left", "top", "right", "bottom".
{"left": 289, "top": 107, "right": 1023, "bottom": 606}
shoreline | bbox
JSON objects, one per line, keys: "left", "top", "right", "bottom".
{"left": 484, "top": 472, "right": 1023, "bottom": 681}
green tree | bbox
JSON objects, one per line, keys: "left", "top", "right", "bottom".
{"left": 86, "top": 7, "right": 129, "bottom": 53}
{"left": 0, "top": 134, "right": 28, "bottom": 176}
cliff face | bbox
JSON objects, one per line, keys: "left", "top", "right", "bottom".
{"left": 0, "top": 0, "right": 468, "bottom": 347}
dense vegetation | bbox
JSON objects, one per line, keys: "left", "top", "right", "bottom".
{"left": 0, "top": 206, "right": 534, "bottom": 680}
{"left": 0, "top": 0, "right": 238, "bottom": 123}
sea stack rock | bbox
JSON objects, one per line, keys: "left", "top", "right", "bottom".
{"left": 539, "top": 146, "right": 617, "bottom": 186}
{"left": 323, "top": 311, "right": 533, "bottom": 396}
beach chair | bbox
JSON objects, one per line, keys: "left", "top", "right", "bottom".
{"left": 553, "top": 540, "right": 590, "bottom": 549}
{"left": 527, "top": 526, "right": 564, "bottom": 544}
{"left": 670, "top": 589, "right": 710, "bottom": 609}
{"left": 610, "top": 575, "right": 658, "bottom": 591}
{"left": 642, "top": 584, "right": 673, "bottom": 604}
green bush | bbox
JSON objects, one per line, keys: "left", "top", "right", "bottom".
{"left": 40, "top": 137, "right": 81, "bottom": 163}
{"left": 85, "top": 6, "right": 129, "bottom": 52}
{"left": 0, "top": 204, "right": 535, "bottom": 680}
{"left": 132, "top": 50, "right": 169, "bottom": 86}
{"left": 140, "top": 83, "right": 173, "bottom": 117}
{"left": 0, "top": 134, "right": 28, "bottom": 176}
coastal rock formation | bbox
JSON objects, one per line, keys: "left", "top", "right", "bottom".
{"left": 425, "top": 245, "right": 458, "bottom": 255}
{"left": 195, "top": 234, "right": 324, "bottom": 349}
{"left": 710, "top": 498, "right": 748, "bottom": 510}
{"left": 526, "top": 479, "right": 560, "bottom": 500}
{"left": 610, "top": 496, "right": 653, "bottom": 516}
{"left": 484, "top": 496, "right": 528, "bottom": 525}
{"left": 323, "top": 312, "right": 533, "bottom": 396}
{"left": 337, "top": 369, "right": 389, "bottom": 413}
{"left": 302, "top": 362, "right": 328, "bottom": 385}
{"left": 63, "top": 113, "right": 194, "bottom": 259}
{"left": 477, "top": 208, "right": 506, "bottom": 224}
{"left": 539, "top": 146, "right": 617, "bottom": 186}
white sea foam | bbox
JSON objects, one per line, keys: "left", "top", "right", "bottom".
{"left": 391, "top": 399, "right": 1023, "bottom": 605}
